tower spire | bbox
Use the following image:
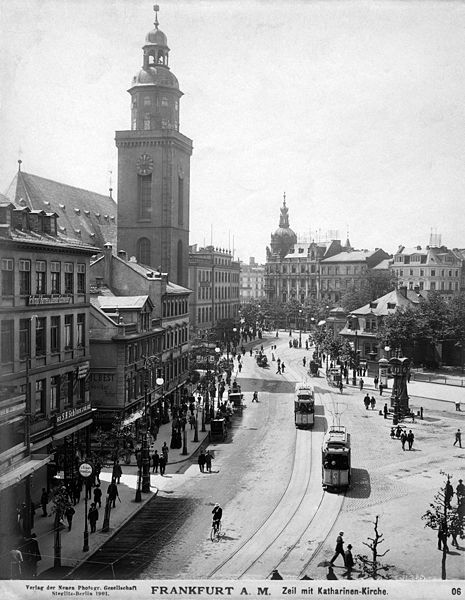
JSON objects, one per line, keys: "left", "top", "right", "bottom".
{"left": 153, "top": 4, "right": 159, "bottom": 28}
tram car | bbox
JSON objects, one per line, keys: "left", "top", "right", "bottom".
{"left": 321, "top": 425, "right": 351, "bottom": 490}
{"left": 294, "top": 383, "right": 315, "bottom": 428}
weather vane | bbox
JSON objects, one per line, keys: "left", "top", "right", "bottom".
{"left": 153, "top": 4, "right": 159, "bottom": 28}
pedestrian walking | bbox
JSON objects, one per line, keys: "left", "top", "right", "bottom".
{"left": 252, "top": 391, "right": 258, "bottom": 402}
{"left": 198, "top": 450, "right": 206, "bottom": 472}
{"left": 72, "top": 479, "right": 81, "bottom": 505}
{"left": 152, "top": 450, "right": 160, "bottom": 473}
{"left": 383, "top": 403, "right": 388, "bottom": 419}
{"left": 162, "top": 442, "right": 169, "bottom": 463}
{"left": 23, "top": 533, "right": 41, "bottom": 578}
{"left": 93, "top": 483, "right": 102, "bottom": 508}
{"left": 343, "top": 544, "right": 354, "bottom": 579}
{"left": 400, "top": 430, "right": 407, "bottom": 451}
{"left": 238, "top": 363, "right": 242, "bottom": 373}
{"left": 107, "top": 480, "right": 119, "bottom": 508}
{"left": 112, "top": 461, "right": 123, "bottom": 484}
{"left": 94, "top": 461, "right": 102, "bottom": 485}
{"left": 205, "top": 450, "right": 213, "bottom": 473}
{"left": 330, "top": 532, "right": 345, "bottom": 565}
{"left": 395, "top": 424, "right": 402, "bottom": 439}
{"left": 407, "top": 429, "right": 414, "bottom": 450}
{"left": 456, "top": 479, "right": 465, "bottom": 502}
{"left": 453, "top": 428, "right": 462, "bottom": 448}
{"left": 9, "top": 547, "right": 23, "bottom": 578}
{"left": 374, "top": 376, "right": 379, "bottom": 389}
{"left": 281, "top": 362, "right": 286, "bottom": 373}
{"left": 85, "top": 477, "right": 92, "bottom": 500}
{"left": 370, "top": 396, "right": 376, "bottom": 410}
{"left": 359, "top": 378, "right": 364, "bottom": 391}
{"left": 159, "top": 454, "right": 167, "bottom": 476}
{"left": 303, "top": 357, "right": 306, "bottom": 367}
{"left": 88, "top": 502, "right": 99, "bottom": 533}
{"left": 64, "top": 505, "right": 75, "bottom": 531}
{"left": 379, "top": 383, "right": 384, "bottom": 396}
{"left": 445, "top": 478, "right": 454, "bottom": 507}
{"left": 339, "top": 381, "right": 344, "bottom": 394}
{"left": 40, "top": 488, "right": 48, "bottom": 517}
{"left": 363, "top": 394, "right": 370, "bottom": 410}
{"left": 390, "top": 427, "right": 395, "bottom": 439}
{"left": 276, "top": 364, "right": 281, "bottom": 374}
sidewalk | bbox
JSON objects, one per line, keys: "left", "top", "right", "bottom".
{"left": 32, "top": 416, "right": 210, "bottom": 578}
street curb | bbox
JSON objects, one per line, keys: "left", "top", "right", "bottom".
{"left": 65, "top": 487, "right": 160, "bottom": 579}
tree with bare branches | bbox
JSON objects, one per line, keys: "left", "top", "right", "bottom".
{"left": 355, "top": 515, "right": 393, "bottom": 579}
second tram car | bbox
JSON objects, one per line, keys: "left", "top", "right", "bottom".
{"left": 322, "top": 425, "right": 351, "bottom": 490}
{"left": 294, "top": 384, "right": 315, "bottom": 428}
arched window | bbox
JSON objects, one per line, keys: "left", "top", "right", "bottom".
{"left": 137, "top": 238, "right": 151, "bottom": 266}
{"left": 177, "top": 239, "right": 183, "bottom": 285}
{"left": 138, "top": 174, "right": 152, "bottom": 218}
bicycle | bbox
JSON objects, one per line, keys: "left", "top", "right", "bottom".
{"left": 210, "top": 520, "right": 222, "bottom": 542}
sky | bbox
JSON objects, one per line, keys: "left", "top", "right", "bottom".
{"left": 1, "top": 0, "right": 465, "bottom": 264}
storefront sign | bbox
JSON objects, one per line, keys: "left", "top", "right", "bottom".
{"left": 28, "top": 294, "right": 72, "bottom": 305}
{"left": 78, "top": 462, "right": 93, "bottom": 478}
{"left": 56, "top": 402, "right": 92, "bottom": 425}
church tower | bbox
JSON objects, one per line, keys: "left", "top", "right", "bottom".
{"left": 116, "top": 6, "right": 193, "bottom": 286}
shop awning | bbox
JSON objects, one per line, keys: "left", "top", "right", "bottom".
{"left": 122, "top": 410, "right": 143, "bottom": 426}
{"left": 0, "top": 454, "right": 53, "bottom": 491}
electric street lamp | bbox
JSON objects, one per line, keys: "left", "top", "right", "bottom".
{"left": 193, "top": 397, "right": 199, "bottom": 442}
{"left": 141, "top": 381, "right": 151, "bottom": 493}
{"left": 298, "top": 309, "right": 303, "bottom": 348}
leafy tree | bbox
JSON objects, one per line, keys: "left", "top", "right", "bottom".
{"left": 356, "top": 515, "right": 393, "bottom": 579}
{"left": 379, "top": 306, "right": 420, "bottom": 356}
{"left": 422, "top": 473, "right": 464, "bottom": 580}
{"left": 416, "top": 292, "right": 450, "bottom": 346}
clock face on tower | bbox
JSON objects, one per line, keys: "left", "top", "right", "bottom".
{"left": 136, "top": 153, "right": 154, "bottom": 176}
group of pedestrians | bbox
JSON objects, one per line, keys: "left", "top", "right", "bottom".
{"left": 276, "top": 357, "right": 286, "bottom": 374}
{"left": 363, "top": 393, "right": 376, "bottom": 410}
{"left": 197, "top": 449, "right": 214, "bottom": 473}
{"left": 390, "top": 425, "right": 415, "bottom": 450}
{"left": 151, "top": 442, "right": 169, "bottom": 475}
{"left": 328, "top": 531, "right": 355, "bottom": 579}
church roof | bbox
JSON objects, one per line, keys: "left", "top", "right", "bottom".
{"left": 5, "top": 171, "right": 117, "bottom": 251}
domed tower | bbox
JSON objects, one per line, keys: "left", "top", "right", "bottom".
{"left": 116, "top": 5, "right": 193, "bottom": 286}
{"left": 269, "top": 194, "right": 297, "bottom": 258}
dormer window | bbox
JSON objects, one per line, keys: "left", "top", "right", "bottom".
{"left": 387, "top": 302, "right": 396, "bottom": 309}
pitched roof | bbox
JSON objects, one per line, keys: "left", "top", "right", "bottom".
{"left": 351, "top": 288, "right": 423, "bottom": 316}
{"left": 93, "top": 295, "right": 151, "bottom": 310}
{"left": 371, "top": 258, "right": 392, "bottom": 270}
{"left": 5, "top": 171, "right": 117, "bottom": 250}
{"left": 166, "top": 281, "right": 192, "bottom": 295}
{"left": 0, "top": 220, "right": 98, "bottom": 253}
{"left": 321, "top": 250, "right": 375, "bottom": 263}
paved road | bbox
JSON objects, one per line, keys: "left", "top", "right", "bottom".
{"left": 71, "top": 331, "right": 465, "bottom": 581}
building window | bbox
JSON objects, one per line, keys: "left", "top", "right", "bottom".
{"left": 178, "top": 176, "right": 184, "bottom": 227}
{"left": 0, "top": 320, "right": 14, "bottom": 364}
{"left": 19, "top": 259, "right": 31, "bottom": 295}
{"left": 64, "top": 263, "right": 74, "bottom": 294}
{"left": 64, "top": 315, "right": 73, "bottom": 350}
{"left": 144, "top": 116, "right": 151, "bottom": 130}
{"left": 430, "top": 281, "right": 436, "bottom": 290}
{"left": 51, "top": 316, "right": 60, "bottom": 353}
{"left": 50, "top": 376, "right": 59, "bottom": 412}
{"left": 35, "top": 379, "right": 46, "bottom": 414}
{"left": 431, "top": 269, "right": 436, "bottom": 276}
{"left": 143, "top": 96, "right": 151, "bottom": 106}
{"left": 137, "top": 237, "right": 151, "bottom": 265}
{"left": 36, "top": 260, "right": 46, "bottom": 294}
{"left": 19, "top": 319, "right": 31, "bottom": 360}
{"left": 138, "top": 174, "right": 152, "bottom": 219}
{"left": 77, "top": 264, "right": 86, "bottom": 294}
{"left": 51, "top": 261, "right": 61, "bottom": 294}
{"left": 35, "top": 317, "right": 46, "bottom": 356}
{"left": 1, "top": 258, "right": 14, "bottom": 296}
{"left": 77, "top": 314, "right": 85, "bottom": 347}
{"left": 161, "top": 97, "right": 168, "bottom": 106}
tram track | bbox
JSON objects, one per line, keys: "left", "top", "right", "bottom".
{"left": 207, "top": 384, "right": 346, "bottom": 580}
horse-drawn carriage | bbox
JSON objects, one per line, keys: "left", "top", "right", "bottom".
{"left": 256, "top": 354, "right": 268, "bottom": 367}
{"left": 309, "top": 359, "right": 320, "bottom": 377}
{"left": 326, "top": 367, "right": 342, "bottom": 387}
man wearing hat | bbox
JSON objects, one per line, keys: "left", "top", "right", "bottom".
{"left": 212, "top": 503, "right": 222, "bottom": 534}
{"left": 330, "top": 531, "right": 345, "bottom": 565}
{"left": 344, "top": 544, "right": 354, "bottom": 578}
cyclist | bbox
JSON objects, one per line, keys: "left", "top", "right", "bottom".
{"left": 212, "top": 503, "right": 223, "bottom": 533}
